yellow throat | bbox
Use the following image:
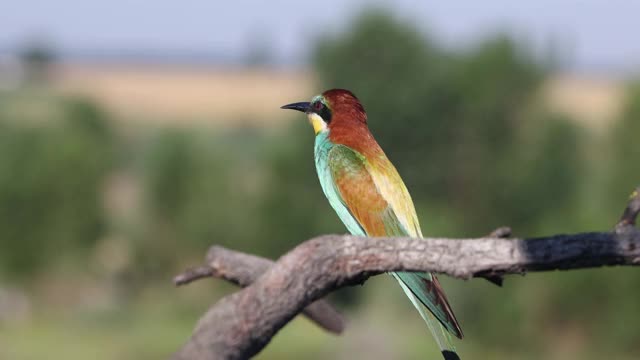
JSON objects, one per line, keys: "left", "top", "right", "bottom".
{"left": 307, "top": 112, "right": 327, "bottom": 134}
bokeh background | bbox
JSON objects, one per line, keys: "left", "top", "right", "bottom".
{"left": 2, "top": 2, "right": 640, "bottom": 359}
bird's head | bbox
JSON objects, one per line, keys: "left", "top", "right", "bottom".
{"left": 281, "top": 89, "right": 367, "bottom": 135}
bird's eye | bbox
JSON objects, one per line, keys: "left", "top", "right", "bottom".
{"left": 314, "top": 102, "right": 323, "bottom": 111}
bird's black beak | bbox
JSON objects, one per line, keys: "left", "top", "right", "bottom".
{"left": 280, "top": 102, "right": 310, "bottom": 113}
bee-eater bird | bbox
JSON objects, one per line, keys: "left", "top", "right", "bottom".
{"left": 281, "top": 89, "right": 463, "bottom": 360}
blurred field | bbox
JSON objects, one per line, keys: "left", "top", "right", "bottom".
{"left": 51, "top": 63, "right": 314, "bottom": 126}
{"left": 543, "top": 74, "right": 624, "bottom": 131}
{"left": 48, "top": 62, "right": 622, "bottom": 131}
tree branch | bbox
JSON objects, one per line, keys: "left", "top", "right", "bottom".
{"left": 173, "top": 187, "right": 640, "bottom": 360}
{"left": 173, "top": 249, "right": 346, "bottom": 335}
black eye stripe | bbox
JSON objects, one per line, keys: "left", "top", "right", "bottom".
{"left": 310, "top": 101, "right": 332, "bottom": 124}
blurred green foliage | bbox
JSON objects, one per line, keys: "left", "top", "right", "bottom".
{"left": 135, "top": 123, "right": 341, "bottom": 273}
{"left": 136, "top": 127, "right": 273, "bottom": 273}
{"left": 314, "top": 10, "right": 583, "bottom": 235}
{"left": 608, "top": 81, "right": 640, "bottom": 210}
{"left": 309, "top": 9, "right": 638, "bottom": 359}
{"left": 1, "top": 8, "right": 640, "bottom": 360}
{"left": 0, "top": 93, "right": 113, "bottom": 276}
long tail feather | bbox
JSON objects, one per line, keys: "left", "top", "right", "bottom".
{"left": 391, "top": 272, "right": 461, "bottom": 360}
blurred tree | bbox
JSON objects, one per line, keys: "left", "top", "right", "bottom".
{"left": 137, "top": 127, "right": 273, "bottom": 276}
{"left": 314, "top": 10, "right": 449, "bottom": 194}
{"left": 313, "top": 9, "right": 582, "bottom": 235}
{"left": 500, "top": 113, "right": 584, "bottom": 232}
{"left": 18, "top": 38, "right": 56, "bottom": 85}
{"left": 607, "top": 81, "right": 640, "bottom": 211}
{"left": 0, "top": 96, "right": 113, "bottom": 276}
{"left": 258, "top": 122, "right": 344, "bottom": 256}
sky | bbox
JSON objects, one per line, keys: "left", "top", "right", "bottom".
{"left": 2, "top": 0, "right": 639, "bottom": 73}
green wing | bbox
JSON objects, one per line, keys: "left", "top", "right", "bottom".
{"left": 324, "top": 145, "right": 463, "bottom": 341}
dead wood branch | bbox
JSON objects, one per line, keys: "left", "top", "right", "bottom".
{"left": 173, "top": 186, "right": 640, "bottom": 360}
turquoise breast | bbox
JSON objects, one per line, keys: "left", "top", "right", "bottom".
{"left": 314, "top": 131, "right": 366, "bottom": 236}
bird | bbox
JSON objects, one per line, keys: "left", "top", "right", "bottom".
{"left": 281, "top": 89, "right": 463, "bottom": 360}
